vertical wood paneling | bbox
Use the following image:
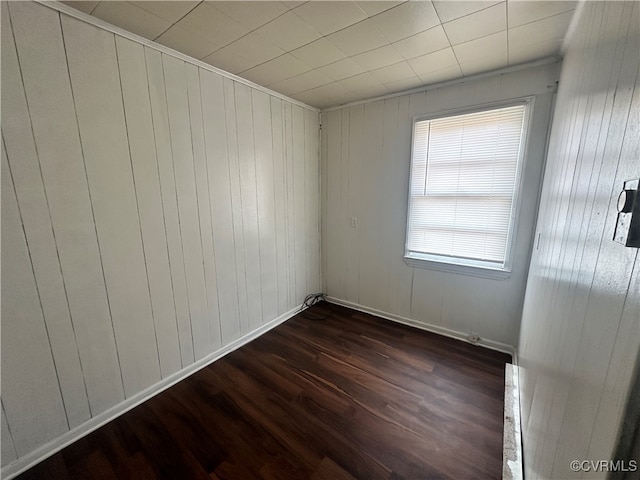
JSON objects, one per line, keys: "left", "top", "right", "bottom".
{"left": 587, "top": 253, "right": 639, "bottom": 462}
{"left": 404, "top": 92, "right": 431, "bottom": 323}
{"left": 62, "top": 14, "right": 161, "bottom": 396}
{"left": 357, "top": 101, "right": 384, "bottom": 310}
{"left": 517, "top": 2, "right": 640, "bottom": 478}
{"left": 1, "top": 404, "right": 17, "bottom": 466}
{"left": 2, "top": 2, "right": 90, "bottom": 428}
{"left": 145, "top": 48, "right": 194, "bottom": 367}
{"left": 1, "top": 1, "right": 320, "bottom": 470}
{"left": 235, "top": 83, "right": 263, "bottom": 330}
{"left": 200, "top": 70, "right": 241, "bottom": 344}
{"left": 305, "top": 109, "right": 321, "bottom": 294}
{"left": 585, "top": 34, "right": 640, "bottom": 459}
{"left": 163, "top": 54, "right": 211, "bottom": 360}
{"left": 292, "top": 105, "right": 307, "bottom": 303}
{"left": 115, "top": 36, "right": 181, "bottom": 379}
{"left": 6, "top": 3, "right": 124, "bottom": 416}
{"left": 346, "top": 105, "right": 364, "bottom": 304}
{"left": 322, "top": 67, "right": 558, "bottom": 346}
{"left": 524, "top": 5, "right": 630, "bottom": 472}
{"left": 376, "top": 98, "right": 400, "bottom": 313}
{"left": 253, "top": 90, "right": 279, "bottom": 322}
{"left": 320, "top": 110, "right": 329, "bottom": 296}
{"left": 338, "top": 109, "right": 350, "bottom": 298}
{"left": 1, "top": 144, "right": 68, "bottom": 454}
{"left": 223, "top": 77, "right": 250, "bottom": 335}
{"left": 387, "top": 94, "right": 414, "bottom": 319}
{"left": 284, "top": 102, "right": 296, "bottom": 308}
{"left": 271, "top": 97, "right": 289, "bottom": 315}
{"left": 552, "top": 8, "right": 639, "bottom": 469}
{"left": 186, "top": 63, "right": 222, "bottom": 350}
{"left": 323, "top": 109, "right": 343, "bottom": 299}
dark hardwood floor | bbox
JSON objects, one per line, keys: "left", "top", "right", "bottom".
{"left": 17, "top": 302, "right": 511, "bottom": 480}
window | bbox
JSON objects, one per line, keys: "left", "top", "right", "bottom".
{"left": 404, "top": 100, "right": 532, "bottom": 279}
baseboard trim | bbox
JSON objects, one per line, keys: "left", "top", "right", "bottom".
{"left": 503, "top": 363, "right": 524, "bottom": 480}
{"left": 326, "top": 296, "right": 517, "bottom": 359}
{"left": 1, "top": 304, "right": 304, "bottom": 480}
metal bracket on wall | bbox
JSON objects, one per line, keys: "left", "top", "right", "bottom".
{"left": 613, "top": 179, "right": 640, "bottom": 248}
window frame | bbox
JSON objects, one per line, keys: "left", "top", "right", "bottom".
{"left": 403, "top": 97, "right": 535, "bottom": 280}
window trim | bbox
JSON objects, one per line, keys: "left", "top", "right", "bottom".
{"left": 403, "top": 97, "right": 536, "bottom": 280}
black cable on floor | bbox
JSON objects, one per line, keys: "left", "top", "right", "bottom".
{"left": 300, "top": 293, "right": 329, "bottom": 320}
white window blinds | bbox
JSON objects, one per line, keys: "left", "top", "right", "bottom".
{"left": 406, "top": 104, "right": 527, "bottom": 268}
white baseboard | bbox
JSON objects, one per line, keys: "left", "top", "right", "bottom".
{"left": 1, "top": 304, "right": 303, "bottom": 480}
{"left": 503, "top": 363, "right": 524, "bottom": 480}
{"left": 326, "top": 296, "right": 517, "bottom": 359}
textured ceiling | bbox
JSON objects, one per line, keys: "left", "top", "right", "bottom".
{"left": 60, "top": 1, "right": 578, "bottom": 108}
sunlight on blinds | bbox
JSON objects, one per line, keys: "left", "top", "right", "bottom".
{"left": 407, "top": 104, "right": 526, "bottom": 265}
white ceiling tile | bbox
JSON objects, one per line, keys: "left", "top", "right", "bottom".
{"left": 60, "top": 0, "right": 578, "bottom": 109}
{"left": 508, "top": 1, "right": 577, "bottom": 28}
{"left": 202, "top": 32, "right": 285, "bottom": 73}
{"left": 509, "top": 10, "right": 575, "bottom": 45}
{"left": 369, "top": 61, "right": 416, "bottom": 83}
{"left": 349, "top": 83, "right": 390, "bottom": 101}
{"left": 269, "top": 69, "right": 332, "bottom": 95}
{"left": 292, "top": 1, "right": 368, "bottom": 35}
{"left": 317, "top": 58, "right": 366, "bottom": 81}
{"left": 155, "top": 25, "right": 218, "bottom": 59}
{"left": 352, "top": 45, "right": 404, "bottom": 70}
{"left": 207, "top": 1, "right": 288, "bottom": 30}
{"left": 290, "top": 38, "right": 347, "bottom": 68}
{"left": 508, "top": 11, "right": 574, "bottom": 64}
{"left": 392, "top": 25, "right": 450, "bottom": 60}
{"left": 338, "top": 72, "right": 385, "bottom": 91}
{"left": 131, "top": 1, "right": 199, "bottom": 23}
{"left": 408, "top": 47, "right": 458, "bottom": 76}
{"left": 433, "top": 1, "right": 501, "bottom": 23}
{"left": 172, "top": 3, "right": 249, "bottom": 49}
{"left": 418, "top": 64, "right": 463, "bottom": 84}
{"left": 357, "top": 1, "right": 405, "bottom": 17}
{"left": 453, "top": 30, "right": 507, "bottom": 75}
{"left": 202, "top": 50, "right": 257, "bottom": 75}
{"left": 155, "top": 25, "right": 220, "bottom": 60}
{"left": 443, "top": 3, "right": 506, "bottom": 45}
{"left": 240, "top": 53, "right": 312, "bottom": 86}
{"left": 282, "top": 1, "right": 306, "bottom": 10}
{"left": 508, "top": 37, "right": 563, "bottom": 66}
{"left": 384, "top": 75, "right": 424, "bottom": 93}
{"left": 293, "top": 82, "right": 354, "bottom": 109}
{"left": 61, "top": 1, "right": 99, "bottom": 14}
{"left": 91, "top": 2, "right": 171, "bottom": 40}
{"left": 254, "top": 10, "right": 322, "bottom": 51}
{"left": 326, "top": 19, "right": 389, "bottom": 56}
{"left": 155, "top": 25, "right": 217, "bottom": 59}
{"left": 207, "top": 32, "right": 285, "bottom": 66}
{"left": 371, "top": 1, "right": 440, "bottom": 42}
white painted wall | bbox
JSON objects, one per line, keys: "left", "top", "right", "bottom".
{"left": 321, "top": 63, "right": 559, "bottom": 347}
{"left": 0, "top": 1, "right": 320, "bottom": 471}
{"left": 518, "top": 2, "right": 640, "bottom": 478}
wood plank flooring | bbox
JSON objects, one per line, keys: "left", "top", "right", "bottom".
{"left": 16, "top": 302, "right": 511, "bottom": 480}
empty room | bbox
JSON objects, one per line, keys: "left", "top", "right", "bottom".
{"left": 1, "top": 1, "right": 638, "bottom": 479}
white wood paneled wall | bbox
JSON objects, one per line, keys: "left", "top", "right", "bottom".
{"left": 518, "top": 2, "right": 639, "bottom": 478}
{"left": 1, "top": 1, "right": 320, "bottom": 469}
{"left": 321, "top": 64, "right": 559, "bottom": 347}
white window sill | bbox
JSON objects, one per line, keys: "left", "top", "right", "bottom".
{"left": 403, "top": 254, "right": 511, "bottom": 280}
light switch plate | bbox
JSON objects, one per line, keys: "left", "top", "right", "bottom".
{"left": 613, "top": 178, "right": 640, "bottom": 247}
